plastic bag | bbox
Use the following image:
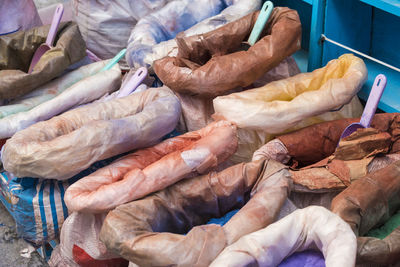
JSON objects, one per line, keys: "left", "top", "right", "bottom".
{"left": 176, "top": 57, "right": 301, "bottom": 133}
{"left": 100, "top": 159, "right": 291, "bottom": 266}
{"left": 254, "top": 113, "right": 399, "bottom": 167}
{"left": 0, "top": 62, "right": 121, "bottom": 140}
{"left": 127, "top": 0, "right": 262, "bottom": 68}
{"left": 154, "top": 7, "right": 301, "bottom": 96}
{"left": 210, "top": 206, "right": 357, "bottom": 267}
{"left": 49, "top": 212, "right": 128, "bottom": 267}
{"left": 213, "top": 54, "right": 366, "bottom": 163}
{"left": 2, "top": 87, "right": 181, "bottom": 180}
{"left": 0, "top": 22, "right": 86, "bottom": 100}
{"left": 0, "top": 0, "right": 42, "bottom": 35}
{"left": 331, "top": 160, "right": 400, "bottom": 266}
{"left": 72, "top": 0, "right": 170, "bottom": 67}
{"left": 65, "top": 120, "right": 237, "bottom": 213}
{"left": 0, "top": 60, "right": 107, "bottom": 119}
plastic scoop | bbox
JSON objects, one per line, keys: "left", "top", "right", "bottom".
{"left": 117, "top": 67, "right": 148, "bottom": 98}
{"left": 99, "top": 48, "right": 127, "bottom": 72}
{"left": 339, "top": 74, "right": 387, "bottom": 141}
{"left": 28, "top": 4, "right": 64, "bottom": 74}
{"left": 240, "top": 1, "right": 273, "bottom": 50}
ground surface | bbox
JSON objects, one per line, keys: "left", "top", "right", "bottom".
{"left": 0, "top": 203, "right": 48, "bottom": 267}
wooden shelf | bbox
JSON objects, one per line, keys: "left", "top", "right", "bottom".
{"left": 360, "top": 0, "right": 400, "bottom": 17}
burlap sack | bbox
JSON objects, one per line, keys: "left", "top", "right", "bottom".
{"left": 0, "top": 22, "right": 86, "bottom": 99}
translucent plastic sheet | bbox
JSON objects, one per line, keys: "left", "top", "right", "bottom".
{"left": 2, "top": 87, "right": 181, "bottom": 180}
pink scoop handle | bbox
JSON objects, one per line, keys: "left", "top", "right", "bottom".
{"left": 46, "top": 4, "right": 64, "bottom": 47}
{"left": 117, "top": 67, "right": 148, "bottom": 98}
{"left": 359, "top": 74, "right": 387, "bottom": 128}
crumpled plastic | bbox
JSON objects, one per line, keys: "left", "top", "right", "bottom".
{"left": 154, "top": 7, "right": 301, "bottom": 97}
{"left": 331, "top": 160, "right": 400, "bottom": 266}
{"left": 71, "top": 0, "right": 170, "bottom": 67}
{"left": 331, "top": 161, "right": 400, "bottom": 266}
{"left": 0, "top": 60, "right": 107, "bottom": 119}
{"left": 0, "top": 22, "right": 86, "bottom": 100}
{"left": 210, "top": 206, "right": 357, "bottom": 267}
{"left": 176, "top": 57, "right": 301, "bottom": 133}
{"left": 0, "top": 0, "right": 42, "bottom": 35}
{"left": 65, "top": 120, "right": 238, "bottom": 213}
{"left": 48, "top": 212, "right": 128, "bottom": 267}
{"left": 2, "top": 86, "right": 181, "bottom": 180}
{"left": 214, "top": 54, "right": 365, "bottom": 163}
{"left": 357, "top": 227, "right": 400, "bottom": 266}
{"left": 255, "top": 113, "right": 400, "bottom": 167}
{"left": 99, "top": 159, "right": 291, "bottom": 267}
{"left": 127, "top": 0, "right": 261, "bottom": 69}
{"left": 213, "top": 54, "right": 366, "bottom": 132}
{"left": 0, "top": 63, "right": 121, "bottom": 139}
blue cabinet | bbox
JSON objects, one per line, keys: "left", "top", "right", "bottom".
{"left": 272, "top": 0, "right": 400, "bottom": 112}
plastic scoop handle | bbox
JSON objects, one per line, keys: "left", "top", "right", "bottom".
{"left": 46, "top": 4, "right": 64, "bottom": 47}
{"left": 247, "top": 1, "right": 274, "bottom": 46}
{"left": 360, "top": 74, "right": 387, "bottom": 128}
{"left": 100, "top": 49, "right": 127, "bottom": 72}
{"left": 118, "top": 67, "right": 148, "bottom": 98}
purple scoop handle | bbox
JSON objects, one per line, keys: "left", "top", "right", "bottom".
{"left": 117, "top": 67, "right": 148, "bottom": 98}
{"left": 359, "top": 74, "right": 387, "bottom": 128}
{"left": 46, "top": 4, "right": 64, "bottom": 47}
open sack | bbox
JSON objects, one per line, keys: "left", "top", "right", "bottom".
{"left": 99, "top": 159, "right": 291, "bottom": 267}
{"left": 154, "top": 7, "right": 301, "bottom": 96}
{"left": 50, "top": 121, "right": 237, "bottom": 266}
{"left": 252, "top": 113, "right": 400, "bottom": 265}
{"left": 0, "top": 61, "right": 121, "bottom": 139}
{"left": 2, "top": 87, "right": 181, "bottom": 180}
{"left": 0, "top": 22, "right": 86, "bottom": 100}
{"left": 64, "top": 120, "right": 238, "bottom": 213}
{"left": 210, "top": 206, "right": 357, "bottom": 267}
{"left": 211, "top": 54, "right": 366, "bottom": 163}
{"left": 127, "top": 0, "right": 261, "bottom": 68}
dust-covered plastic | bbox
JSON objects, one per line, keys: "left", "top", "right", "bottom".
{"left": 65, "top": 120, "right": 238, "bottom": 213}
{"left": 127, "top": 0, "right": 262, "bottom": 68}
{"left": 0, "top": 63, "right": 121, "bottom": 139}
{"left": 154, "top": 7, "right": 302, "bottom": 97}
{"left": 99, "top": 159, "right": 291, "bottom": 266}
{"left": 210, "top": 206, "right": 357, "bottom": 267}
{"left": 2, "top": 87, "right": 181, "bottom": 180}
{"left": 0, "top": 22, "right": 86, "bottom": 100}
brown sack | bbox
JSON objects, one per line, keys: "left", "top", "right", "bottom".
{"left": 0, "top": 22, "right": 86, "bottom": 100}
{"left": 276, "top": 113, "right": 399, "bottom": 167}
{"left": 331, "top": 161, "right": 400, "bottom": 266}
{"left": 100, "top": 159, "right": 291, "bottom": 267}
{"left": 331, "top": 161, "right": 400, "bottom": 236}
{"left": 153, "top": 7, "right": 301, "bottom": 97}
{"left": 356, "top": 227, "right": 400, "bottom": 266}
